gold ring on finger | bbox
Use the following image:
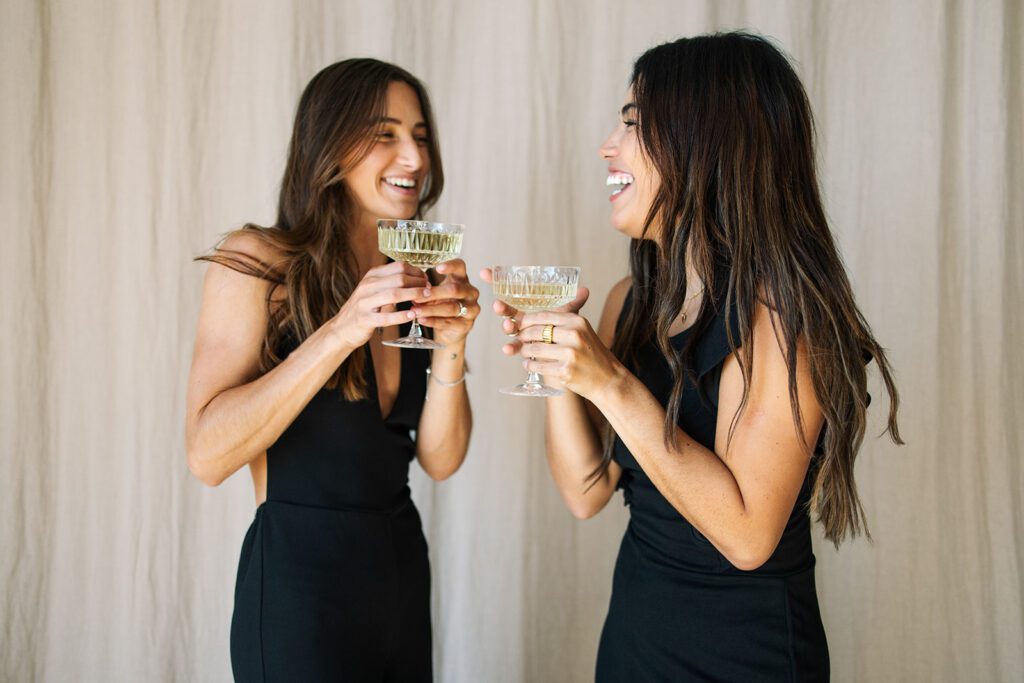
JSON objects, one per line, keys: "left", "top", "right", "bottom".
{"left": 542, "top": 324, "right": 555, "bottom": 344}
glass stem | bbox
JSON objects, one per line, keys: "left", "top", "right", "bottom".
{"left": 525, "top": 371, "right": 543, "bottom": 387}
{"left": 409, "top": 317, "right": 424, "bottom": 339}
{"left": 409, "top": 266, "right": 427, "bottom": 339}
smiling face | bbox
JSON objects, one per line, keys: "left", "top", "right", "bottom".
{"left": 599, "top": 91, "right": 660, "bottom": 240}
{"left": 344, "top": 80, "right": 431, "bottom": 226}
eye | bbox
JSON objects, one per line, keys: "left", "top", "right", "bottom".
{"left": 375, "top": 130, "right": 396, "bottom": 141}
{"left": 414, "top": 136, "right": 430, "bottom": 146}
{"left": 623, "top": 120, "right": 637, "bottom": 129}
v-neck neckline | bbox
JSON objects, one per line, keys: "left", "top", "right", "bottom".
{"left": 366, "top": 336, "right": 404, "bottom": 423}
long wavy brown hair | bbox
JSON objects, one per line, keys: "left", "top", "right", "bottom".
{"left": 197, "top": 58, "right": 444, "bottom": 400}
{"left": 596, "top": 32, "right": 901, "bottom": 545}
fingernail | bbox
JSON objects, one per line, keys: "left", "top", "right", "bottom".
{"left": 423, "top": 288, "right": 431, "bottom": 297}
{"left": 408, "top": 311, "right": 416, "bottom": 319}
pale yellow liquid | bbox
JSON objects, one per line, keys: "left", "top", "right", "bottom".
{"left": 493, "top": 281, "right": 577, "bottom": 312}
{"left": 378, "top": 228, "right": 463, "bottom": 270}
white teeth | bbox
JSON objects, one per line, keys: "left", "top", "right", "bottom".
{"left": 606, "top": 173, "right": 634, "bottom": 186}
{"left": 384, "top": 177, "right": 416, "bottom": 188}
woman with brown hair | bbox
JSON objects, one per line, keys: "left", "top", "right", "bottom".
{"left": 185, "top": 58, "right": 478, "bottom": 681}
{"left": 485, "top": 33, "right": 901, "bottom": 680}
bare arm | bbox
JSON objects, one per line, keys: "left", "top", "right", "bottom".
{"left": 413, "top": 340, "right": 472, "bottom": 480}
{"left": 539, "top": 278, "right": 631, "bottom": 519}
{"left": 409, "top": 259, "right": 481, "bottom": 480}
{"left": 483, "top": 271, "right": 631, "bottom": 519}
{"left": 184, "top": 235, "right": 428, "bottom": 486}
{"left": 520, "top": 299, "right": 824, "bottom": 569}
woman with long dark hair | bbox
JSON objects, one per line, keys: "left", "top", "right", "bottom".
{"left": 485, "top": 33, "right": 900, "bottom": 680}
{"left": 185, "top": 58, "right": 478, "bottom": 681}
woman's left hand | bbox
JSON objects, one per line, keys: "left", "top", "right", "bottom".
{"left": 411, "top": 259, "right": 481, "bottom": 347}
{"left": 511, "top": 311, "right": 624, "bottom": 400}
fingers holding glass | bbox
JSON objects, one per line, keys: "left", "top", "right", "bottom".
{"left": 377, "top": 219, "right": 464, "bottom": 349}
{"left": 491, "top": 265, "right": 580, "bottom": 397}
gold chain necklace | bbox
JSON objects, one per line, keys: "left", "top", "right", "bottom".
{"left": 679, "top": 287, "right": 705, "bottom": 323}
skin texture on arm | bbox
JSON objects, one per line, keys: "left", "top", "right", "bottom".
{"left": 482, "top": 269, "right": 631, "bottom": 519}
{"left": 409, "top": 259, "right": 480, "bottom": 481}
{"left": 516, "top": 298, "right": 824, "bottom": 570}
{"left": 184, "top": 234, "right": 427, "bottom": 487}
{"left": 540, "top": 277, "right": 631, "bottom": 519}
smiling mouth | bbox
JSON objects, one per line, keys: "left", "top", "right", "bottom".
{"left": 606, "top": 172, "right": 634, "bottom": 199}
{"left": 381, "top": 176, "right": 419, "bottom": 200}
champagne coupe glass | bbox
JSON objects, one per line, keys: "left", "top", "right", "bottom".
{"left": 492, "top": 265, "right": 580, "bottom": 397}
{"left": 377, "top": 219, "right": 464, "bottom": 349}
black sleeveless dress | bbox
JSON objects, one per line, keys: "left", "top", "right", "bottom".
{"left": 596, "top": 292, "right": 830, "bottom": 682}
{"left": 230, "top": 323, "right": 433, "bottom": 682}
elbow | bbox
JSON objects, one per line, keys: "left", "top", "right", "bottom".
{"left": 186, "top": 444, "right": 226, "bottom": 487}
{"left": 425, "top": 465, "right": 457, "bottom": 482}
{"left": 421, "top": 455, "right": 463, "bottom": 482}
{"left": 727, "top": 552, "right": 771, "bottom": 572}
{"left": 569, "top": 503, "right": 600, "bottom": 520}
{"left": 721, "top": 538, "right": 778, "bottom": 572}
{"left": 566, "top": 496, "right": 605, "bottom": 520}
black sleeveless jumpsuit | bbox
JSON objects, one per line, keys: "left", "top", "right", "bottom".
{"left": 596, "top": 292, "right": 830, "bottom": 682}
{"left": 230, "top": 324, "right": 433, "bottom": 682}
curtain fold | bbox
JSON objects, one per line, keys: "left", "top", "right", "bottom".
{"left": 2, "top": 1, "right": 1020, "bottom": 680}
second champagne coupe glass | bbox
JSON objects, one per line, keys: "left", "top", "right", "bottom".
{"left": 377, "top": 219, "right": 464, "bottom": 349}
{"left": 492, "top": 265, "right": 580, "bottom": 397}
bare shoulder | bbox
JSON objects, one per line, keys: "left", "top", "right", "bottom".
{"left": 597, "top": 276, "right": 631, "bottom": 347}
{"left": 189, "top": 230, "right": 285, "bottom": 399}
{"left": 204, "top": 229, "right": 287, "bottom": 302}
{"left": 716, "top": 293, "right": 824, "bottom": 457}
{"left": 215, "top": 229, "right": 287, "bottom": 274}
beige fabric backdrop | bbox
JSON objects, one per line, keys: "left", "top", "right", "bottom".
{"left": 2, "top": 0, "right": 1022, "bottom": 681}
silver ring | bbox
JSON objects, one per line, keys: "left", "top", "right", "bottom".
{"left": 457, "top": 301, "right": 468, "bottom": 318}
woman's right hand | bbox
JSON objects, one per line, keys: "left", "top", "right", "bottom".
{"left": 329, "top": 261, "right": 431, "bottom": 349}
{"left": 478, "top": 267, "right": 590, "bottom": 355}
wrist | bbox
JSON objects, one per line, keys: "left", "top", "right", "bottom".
{"left": 325, "top": 317, "right": 360, "bottom": 357}
{"left": 426, "top": 366, "right": 468, "bottom": 387}
{"left": 434, "top": 340, "right": 467, "bottom": 364}
{"left": 589, "top": 361, "right": 630, "bottom": 411}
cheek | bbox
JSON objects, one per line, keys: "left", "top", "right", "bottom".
{"left": 635, "top": 161, "right": 660, "bottom": 212}
{"left": 346, "top": 150, "right": 387, "bottom": 199}
{"left": 639, "top": 177, "right": 657, "bottom": 211}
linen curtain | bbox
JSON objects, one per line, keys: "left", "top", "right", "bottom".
{"left": 2, "top": 1, "right": 1021, "bottom": 680}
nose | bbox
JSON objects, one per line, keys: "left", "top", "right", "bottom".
{"left": 397, "top": 136, "right": 424, "bottom": 173}
{"left": 599, "top": 127, "right": 620, "bottom": 160}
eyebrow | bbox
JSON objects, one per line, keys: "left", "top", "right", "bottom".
{"left": 375, "top": 116, "right": 428, "bottom": 129}
{"left": 620, "top": 103, "right": 637, "bottom": 118}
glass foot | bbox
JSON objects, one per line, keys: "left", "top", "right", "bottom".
{"left": 383, "top": 335, "right": 445, "bottom": 350}
{"left": 499, "top": 382, "right": 563, "bottom": 397}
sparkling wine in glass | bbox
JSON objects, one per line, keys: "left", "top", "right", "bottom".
{"left": 492, "top": 265, "right": 580, "bottom": 397}
{"left": 377, "top": 219, "right": 464, "bottom": 349}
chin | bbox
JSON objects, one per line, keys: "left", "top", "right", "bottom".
{"left": 374, "top": 202, "right": 418, "bottom": 221}
{"left": 395, "top": 202, "right": 420, "bottom": 219}
{"left": 610, "top": 215, "right": 643, "bottom": 239}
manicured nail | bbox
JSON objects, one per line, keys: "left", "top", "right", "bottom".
{"left": 408, "top": 311, "right": 416, "bottom": 319}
